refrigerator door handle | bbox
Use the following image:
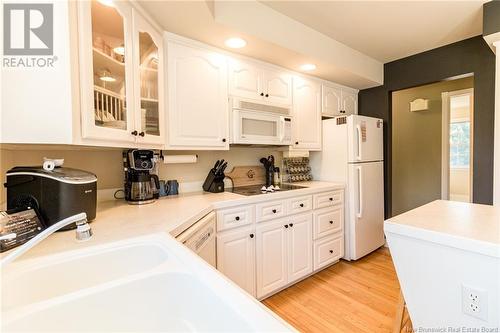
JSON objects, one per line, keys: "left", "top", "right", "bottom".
{"left": 357, "top": 166, "right": 363, "bottom": 218}
{"left": 356, "top": 125, "right": 362, "bottom": 161}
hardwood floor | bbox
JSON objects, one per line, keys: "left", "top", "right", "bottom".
{"left": 263, "top": 247, "right": 411, "bottom": 333}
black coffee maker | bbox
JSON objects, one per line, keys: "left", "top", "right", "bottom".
{"left": 124, "top": 150, "right": 160, "bottom": 205}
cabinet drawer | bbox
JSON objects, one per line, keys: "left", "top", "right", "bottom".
{"left": 313, "top": 190, "right": 343, "bottom": 209}
{"left": 313, "top": 206, "right": 343, "bottom": 240}
{"left": 287, "top": 195, "right": 312, "bottom": 215}
{"left": 313, "top": 234, "right": 343, "bottom": 271}
{"left": 217, "top": 205, "right": 254, "bottom": 231}
{"left": 256, "top": 200, "right": 286, "bottom": 222}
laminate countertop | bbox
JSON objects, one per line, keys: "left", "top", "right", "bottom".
{"left": 384, "top": 200, "right": 500, "bottom": 257}
{"left": 3, "top": 181, "right": 344, "bottom": 261}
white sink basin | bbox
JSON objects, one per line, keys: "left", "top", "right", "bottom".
{"left": 2, "top": 241, "right": 169, "bottom": 311}
{"left": 4, "top": 272, "right": 253, "bottom": 332}
{"left": 2, "top": 234, "right": 291, "bottom": 332}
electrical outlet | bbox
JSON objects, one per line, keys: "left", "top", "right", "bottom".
{"left": 462, "top": 284, "right": 488, "bottom": 321}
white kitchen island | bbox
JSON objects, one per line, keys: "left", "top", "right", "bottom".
{"left": 384, "top": 200, "right": 499, "bottom": 331}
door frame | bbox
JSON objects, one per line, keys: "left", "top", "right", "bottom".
{"left": 441, "top": 88, "right": 474, "bottom": 201}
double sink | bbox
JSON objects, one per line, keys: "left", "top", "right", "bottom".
{"left": 2, "top": 234, "right": 260, "bottom": 332}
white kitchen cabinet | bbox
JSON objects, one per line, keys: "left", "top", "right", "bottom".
{"left": 322, "top": 84, "right": 342, "bottom": 117}
{"left": 228, "top": 58, "right": 292, "bottom": 106}
{"left": 256, "top": 213, "right": 313, "bottom": 298}
{"left": 132, "top": 9, "right": 165, "bottom": 145}
{"left": 78, "top": 0, "right": 136, "bottom": 143}
{"left": 292, "top": 76, "right": 322, "bottom": 150}
{"left": 228, "top": 58, "right": 261, "bottom": 101}
{"left": 341, "top": 89, "right": 358, "bottom": 116}
{"left": 78, "top": 1, "right": 166, "bottom": 146}
{"left": 287, "top": 213, "right": 313, "bottom": 284}
{"left": 217, "top": 226, "right": 256, "bottom": 296}
{"left": 313, "top": 233, "right": 343, "bottom": 271}
{"left": 256, "top": 219, "right": 288, "bottom": 298}
{"left": 313, "top": 206, "right": 343, "bottom": 240}
{"left": 166, "top": 41, "right": 229, "bottom": 150}
{"left": 262, "top": 69, "right": 293, "bottom": 106}
{"left": 322, "top": 84, "right": 358, "bottom": 117}
{"left": 216, "top": 189, "right": 343, "bottom": 300}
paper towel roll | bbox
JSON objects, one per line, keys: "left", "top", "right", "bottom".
{"left": 162, "top": 155, "right": 198, "bottom": 164}
{"left": 43, "top": 160, "right": 55, "bottom": 171}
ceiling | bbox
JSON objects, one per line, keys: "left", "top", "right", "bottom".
{"left": 261, "top": 0, "right": 486, "bottom": 63}
{"left": 138, "top": 0, "right": 487, "bottom": 89}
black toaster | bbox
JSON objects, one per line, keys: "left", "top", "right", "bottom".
{"left": 4, "top": 166, "right": 97, "bottom": 231}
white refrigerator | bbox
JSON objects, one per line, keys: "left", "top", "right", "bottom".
{"left": 310, "top": 115, "right": 385, "bottom": 260}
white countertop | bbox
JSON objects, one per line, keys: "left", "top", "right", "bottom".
{"left": 3, "top": 181, "right": 344, "bottom": 261}
{"left": 384, "top": 200, "right": 500, "bottom": 258}
{"left": 1, "top": 181, "right": 343, "bottom": 332}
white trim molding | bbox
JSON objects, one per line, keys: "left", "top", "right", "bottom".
{"left": 441, "top": 88, "right": 474, "bottom": 202}
{"left": 493, "top": 41, "right": 500, "bottom": 206}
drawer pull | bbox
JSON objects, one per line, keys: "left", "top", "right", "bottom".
{"left": 329, "top": 198, "right": 333, "bottom": 201}
{"left": 299, "top": 203, "right": 304, "bottom": 207}
{"left": 235, "top": 216, "right": 240, "bottom": 221}
{"left": 289, "top": 223, "right": 293, "bottom": 227}
{"left": 284, "top": 225, "right": 289, "bottom": 229}
{"left": 272, "top": 209, "right": 277, "bottom": 214}
{"left": 329, "top": 250, "right": 333, "bottom": 254}
{"left": 329, "top": 220, "right": 333, "bottom": 224}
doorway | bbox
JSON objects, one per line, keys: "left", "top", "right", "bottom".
{"left": 391, "top": 76, "right": 474, "bottom": 216}
{"left": 441, "top": 89, "right": 474, "bottom": 202}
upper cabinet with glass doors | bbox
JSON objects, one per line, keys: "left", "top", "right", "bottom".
{"left": 132, "top": 11, "right": 164, "bottom": 145}
{"left": 77, "top": 0, "right": 164, "bottom": 146}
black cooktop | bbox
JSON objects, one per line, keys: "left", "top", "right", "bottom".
{"left": 230, "top": 184, "right": 305, "bottom": 196}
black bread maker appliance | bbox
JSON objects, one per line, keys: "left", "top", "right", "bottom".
{"left": 4, "top": 166, "right": 97, "bottom": 230}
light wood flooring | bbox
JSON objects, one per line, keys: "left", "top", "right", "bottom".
{"left": 263, "top": 247, "right": 412, "bottom": 333}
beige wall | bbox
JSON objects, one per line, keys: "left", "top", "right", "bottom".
{"left": 0, "top": 145, "right": 283, "bottom": 204}
{"left": 391, "top": 76, "right": 473, "bottom": 216}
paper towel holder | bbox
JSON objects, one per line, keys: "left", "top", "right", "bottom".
{"left": 161, "top": 153, "right": 198, "bottom": 164}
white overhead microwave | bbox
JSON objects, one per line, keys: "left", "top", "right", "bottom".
{"left": 231, "top": 99, "right": 292, "bottom": 145}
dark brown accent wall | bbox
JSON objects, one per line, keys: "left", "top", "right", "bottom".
{"left": 483, "top": 0, "right": 500, "bottom": 36}
{"left": 358, "top": 36, "right": 496, "bottom": 218}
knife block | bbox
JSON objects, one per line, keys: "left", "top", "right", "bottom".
{"left": 202, "top": 170, "right": 225, "bottom": 193}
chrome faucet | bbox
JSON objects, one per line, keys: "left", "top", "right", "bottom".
{"left": 1, "top": 213, "right": 92, "bottom": 266}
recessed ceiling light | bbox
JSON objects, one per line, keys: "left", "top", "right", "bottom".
{"left": 300, "top": 63, "right": 316, "bottom": 71}
{"left": 113, "top": 45, "right": 125, "bottom": 56}
{"left": 97, "top": 0, "right": 114, "bottom": 7}
{"left": 225, "top": 37, "right": 247, "bottom": 49}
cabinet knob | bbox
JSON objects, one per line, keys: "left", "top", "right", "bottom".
{"left": 139, "top": 131, "right": 145, "bottom": 137}
{"left": 295, "top": 141, "right": 299, "bottom": 145}
{"left": 329, "top": 250, "right": 333, "bottom": 254}
{"left": 260, "top": 93, "right": 264, "bottom": 96}
{"left": 272, "top": 209, "right": 277, "bottom": 214}
{"left": 284, "top": 225, "right": 288, "bottom": 228}
{"left": 289, "top": 223, "right": 293, "bottom": 227}
{"left": 235, "top": 216, "right": 240, "bottom": 221}
{"left": 222, "top": 138, "right": 226, "bottom": 142}
{"left": 250, "top": 234, "right": 254, "bottom": 238}
{"left": 265, "top": 94, "right": 269, "bottom": 97}
{"left": 299, "top": 203, "right": 304, "bottom": 208}
{"left": 329, "top": 220, "right": 333, "bottom": 224}
{"left": 329, "top": 198, "right": 333, "bottom": 201}
{"left": 131, "top": 130, "right": 138, "bottom": 136}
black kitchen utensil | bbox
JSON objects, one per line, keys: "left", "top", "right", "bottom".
{"left": 260, "top": 156, "right": 275, "bottom": 186}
